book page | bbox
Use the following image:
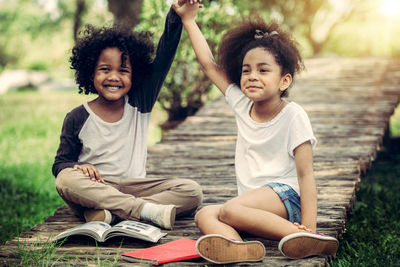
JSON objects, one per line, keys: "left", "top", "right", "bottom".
{"left": 105, "top": 220, "right": 167, "bottom": 242}
{"left": 53, "top": 221, "right": 111, "bottom": 242}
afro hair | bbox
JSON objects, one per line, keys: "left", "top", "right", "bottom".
{"left": 70, "top": 24, "right": 155, "bottom": 94}
{"left": 217, "top": 18, "right": 304, "bottom": 97}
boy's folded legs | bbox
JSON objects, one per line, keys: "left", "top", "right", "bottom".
{"left": 82, "top": 203, "right": 177, "bottom": 230}
{"left": 55, "top": 168, "right": 145, "bottom": 219}
{"left": 55, "top": 168, "right": 202, "bottom": 229}
{"left": 120, "top": 177, "right": 203, "bottom": 216}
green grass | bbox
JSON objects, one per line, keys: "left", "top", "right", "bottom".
{"left": 10, "top": 237, "right": 123, "bottom": 266}
{"left": 330, "top": 149, "right": 400, "bottom": 267}
{"left": 0, "top": 90, "right": 165, "bottom": 245}
{"left": 12, "top": 237, "right": 66, "bottom": 266}
{"left": 390, "top": 104, "right": 400, "bottom": 137}
{"left": 0, "top": 166, "right": 63, "bottom": 246}
{"left": 0, "top": 91, "right": 84, "bottom": 245}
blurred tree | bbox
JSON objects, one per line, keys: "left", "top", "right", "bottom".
{"left": 72, "top": 0, "right": 144, "bottom": 40}
{"left": 107, "top": 0, "right": 144, "bottom": 28}
{"left": 256, "top": 0, "right": 356, "bottom": 55}
{"left": 0, "top": 0, "right": 75, "bottom": 70}
{"left": 0, "top": 6, "right": 18, "bottom": 70}
{"left": 73, "top": 0, "right": 87, "bottom": 41}
{"left": 137, "top": 0, "right": 244, "bottom": 129}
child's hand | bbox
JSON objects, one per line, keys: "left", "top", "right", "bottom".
{"left": 74, "top": 164, "right": 104, "bottom": 183}
{"left": 293, "top": 222, "right": 312, "bottom": 232}
{"left": 177, "top": 0, "right": 201, "bottom": 5}
{"left": 173, "top": 0, "right": 203, "bottom": 22}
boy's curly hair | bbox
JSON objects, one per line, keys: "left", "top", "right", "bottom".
{"left": 217, "top": 18, "right": 304, "bottom": 97}
{"left": 70, "top": 25, "right": 155, "bottom": 94}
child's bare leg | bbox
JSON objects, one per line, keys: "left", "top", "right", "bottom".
{"left": 218, "top": 186, "right": 301, "bottom": 240}
{"left": 195, "top": 204, "right": 243, "bottom": 241}
{"left": 195, "top": 204, "right": 266, "bottom": 264}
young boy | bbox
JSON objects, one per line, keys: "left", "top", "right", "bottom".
{"left": 52, "top": 1, "right": 202, "bottom": 230}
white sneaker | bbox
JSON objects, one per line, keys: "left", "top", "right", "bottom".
{"left": 83, "top": 209, "right": 113, "bottom": 224}
{"left": 149, "top": 204, "right": 176, "bottom": 230}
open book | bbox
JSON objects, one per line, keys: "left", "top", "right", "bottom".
{"left": 53, "top": 220, "right": 167, "bottom": 243}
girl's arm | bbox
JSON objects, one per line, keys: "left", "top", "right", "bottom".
{"left": 173, "top": 1, "right": 231, "bottom": 95}
{"left": 294, "top": 141, "right": 317, "bottom": 232}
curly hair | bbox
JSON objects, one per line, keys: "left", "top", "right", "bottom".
{"left": 70, "top": 24, "right": 155, "bottom": 95}
{"left": 217, "top": 18, "right": 304, "bottom": 97}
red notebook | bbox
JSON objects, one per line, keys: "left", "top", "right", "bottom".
{"left": 121, "top": 238, "right": 200, "bottom": 265}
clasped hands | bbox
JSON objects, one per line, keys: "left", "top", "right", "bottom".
{"left": 174, "top": 0, "right": 203, "bottom": 9}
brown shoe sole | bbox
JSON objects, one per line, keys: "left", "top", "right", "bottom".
{"left": 279, "top": 233, "right": 339, "bottom": 259}
{"left": 196, "top": 234, "right": 266, "bottom": 264}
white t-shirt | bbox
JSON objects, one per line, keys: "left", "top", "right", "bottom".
{"left": 79, "top": 96, "right": 150, "bottom": 179}
{"left": 225, "top": 84, "right": 317, "bottom": 195}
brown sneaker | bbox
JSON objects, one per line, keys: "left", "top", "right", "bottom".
{"left": 278, "top": 232, "right": 339, "bottom": 259}
{"left": 83, "top": 209, "right": 113, "bottom": 224}
{"left": 196, "top": 234, "right": 265, "bottom": 264}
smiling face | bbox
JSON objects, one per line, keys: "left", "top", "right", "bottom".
{"left": 240, "top": 47, "right": 291, "bottom": 104}
{"left": 93, "top": 47, "right": 132, "bottom": 103}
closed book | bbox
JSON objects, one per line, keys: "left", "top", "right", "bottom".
{"left": 121, "top": 238, "right": 200, "bottom": 265}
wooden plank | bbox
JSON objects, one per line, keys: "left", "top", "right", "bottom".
{"left": 1, "top": 58, "right": 399, "bottom": 266}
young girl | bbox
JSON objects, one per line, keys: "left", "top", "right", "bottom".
{"left": 174, "top": 2, "right": 339, "bottom": 263}
{"left": 52, "top": 2, "right": 203, "bottom": 230}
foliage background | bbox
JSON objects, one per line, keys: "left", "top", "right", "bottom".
{"left": 1, "top": 0, "right": 400, "bottom": 121}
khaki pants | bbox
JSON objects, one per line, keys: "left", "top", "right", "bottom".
{"left": 55, "top": 168, "right": 203, "bottom": 221}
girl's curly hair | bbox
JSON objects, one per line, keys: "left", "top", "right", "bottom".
{"left": 217, "top": 18, "right": 304, "bottom": 97}
{"left": 70, "top": 24, "right": 155, "bottom": 94}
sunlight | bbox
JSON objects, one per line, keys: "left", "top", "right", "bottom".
{"left": 380, "top": 0, "right": 400, "bottom": 18}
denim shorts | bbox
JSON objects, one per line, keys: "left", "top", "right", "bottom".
{"left": 265, "top": 182, "right": 301, "bottom": 223}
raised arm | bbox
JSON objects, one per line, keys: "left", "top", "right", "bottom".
{"left": 173, "top": 1, "right": 231, "bottom": 95}
{"left": 150, "top": 7, "right": 183, "bottom": 89}
{"left": 132, "top": 6, "right": 183, "bottom": 113}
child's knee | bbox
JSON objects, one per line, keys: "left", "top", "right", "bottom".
{"left": 194, "top": 206, "right": 205, "bottom": 224}
{"left": 181, "top": 179, "right": 203, "bottom": 207}
{"left": 194, "top": 206, "right": 213, "bottom": 226}
{"left": 218, "top": 201, "right": 236, "bottom": 223}
{"left": 191, "top": 181, "right": 203, "bottom": 206}
{"left": 55, "top": 168, "right": 83, "bottom": 193}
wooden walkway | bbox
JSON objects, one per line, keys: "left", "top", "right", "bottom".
{"left": 1, "top": 57, "right": 399, "bottom": 266}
